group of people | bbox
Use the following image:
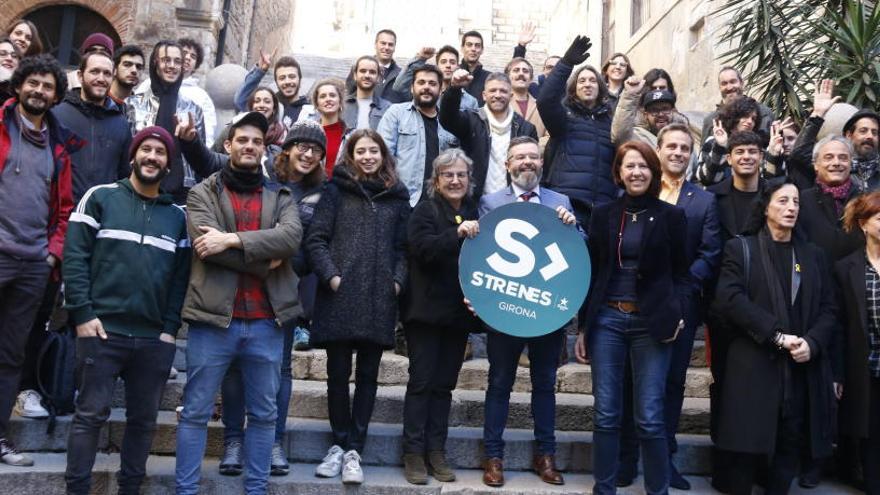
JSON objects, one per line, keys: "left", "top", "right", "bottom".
{"left": 0, "top": 15, "right": 877, "bottom": 495}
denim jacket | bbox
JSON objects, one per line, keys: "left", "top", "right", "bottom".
{"left": 377, "top": 102, "right": 458, "bottom": 206}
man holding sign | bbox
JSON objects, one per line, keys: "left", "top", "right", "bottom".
{"left": 474, "top": 136, "right": 580, "bottom": 487}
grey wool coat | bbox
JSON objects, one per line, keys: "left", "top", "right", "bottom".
{"left": 304, "top": 162, "right": 410, "bottom": 348}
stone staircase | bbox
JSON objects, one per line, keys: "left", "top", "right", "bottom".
{"left": 3, "top": 336, "right": 860, "bottom": 493}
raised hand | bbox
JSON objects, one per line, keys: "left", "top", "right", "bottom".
{"left": 562, "top": 35, "right": 592, "bottom": 66}
{"left": 713, "top": 118, "right": 729, "bottom": 148}
{"left": 624, "top": 76, "right": 645, "bottom": 95}
{"left": 174, "top": 112, "right": 197, "bottom": 142}
{"left": 518, "top": 21, "right": 537, "bottom": 46}
{"left": 258, "top": 47, "right": 277, "bottom": 72}
{"left": 450, "top": 68, "right": 474, "bottom": 88}
{"left": 417, "top": 46, "right": 436, "bottom": 60}
{"left": 811, "top": 79, "right": 841, "bottom": 118}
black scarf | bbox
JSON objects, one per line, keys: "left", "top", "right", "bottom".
{"left": 221, "top": 163, "right": 263, "bottom": 193}
{"left": 149, "top": 46, "right": 183, "bottom": 135}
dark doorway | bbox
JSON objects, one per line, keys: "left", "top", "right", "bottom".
{"left": 25, "top": 5, "right": 121, "bottom": 69}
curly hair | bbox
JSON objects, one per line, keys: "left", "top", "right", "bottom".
{"left": 341, "top": 129, "right": 398, "bottom": 188}
{"left": 178, "top": 37, "right": 204, "bottom": 71}
{"left": 10, "top": 54, "right": 66, "bottom": 103}
{"left": 718, "top": 96, "right": 760, "bottom": 134}
{"left": 274, "top": 146, "right": 326, "bottom": 187}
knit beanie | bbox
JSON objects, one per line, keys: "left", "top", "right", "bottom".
{"left": 130, "top": 126, "right": 175, "bottom": 160}
{"left": 282, "top": 120, "right": 327, "bottom": 153}
{"left": 80, "top": 33, "right": 114, "bottom": 56}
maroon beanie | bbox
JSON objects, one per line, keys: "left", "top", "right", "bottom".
{"left": 80, "top": 33, "right": 114, "bottom": 56}
{"left": 130, "top": 126, "right": 175, "bottom": 160}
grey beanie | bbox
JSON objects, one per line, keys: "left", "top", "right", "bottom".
{"left": 282, "top": 120, "right": 327, "bottom": 153}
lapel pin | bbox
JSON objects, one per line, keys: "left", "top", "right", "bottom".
{"left": 649, "top": 217, "right": 654, "bottom": 222}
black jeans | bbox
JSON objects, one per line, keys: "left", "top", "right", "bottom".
{"left": 402, "top": 323, "right": 468, "bottom": 454}
{"left": 65, "top": 333, "right": 176, "bottom": 495}
{"left": 0, "top": 253, "right": 51, "bottom": 439}
{"left": 325, "top": 341, "right": 384, "bottom": 453}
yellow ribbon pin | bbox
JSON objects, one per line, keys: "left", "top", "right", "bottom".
{"left": 455, "top": 215, "right": 463, "bottom": 224}
{"left": 795, "top": 263, "right": 801, "bottom": 273}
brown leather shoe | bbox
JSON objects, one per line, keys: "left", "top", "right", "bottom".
{"left": 533, "top": 454, "right": 565, "bottom": 485}
{"left": 482, "top": 457, "right": 505, "bottom": 487}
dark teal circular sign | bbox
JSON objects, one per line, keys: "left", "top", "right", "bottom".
{"left": 459, "top": 202, "right": 590, "bottom": 337}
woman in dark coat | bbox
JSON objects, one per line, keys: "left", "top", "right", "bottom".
{"left": 712, "top": 181, "right": 838, "bottom": 495}
{"left": 304, "top": 128, "right": 410, "bottom": 484}
{"left": 835, "top": 191, "right": 880, "bottom": 495}
{"left": 400, "top": 148, "right": 481, "bottom": 484}
{"left": 575, "top": 141, "right": 690, "bottom": 495}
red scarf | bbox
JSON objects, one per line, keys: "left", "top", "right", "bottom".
{"left": 817, "top": 179, "right": 852, "bottom": 216}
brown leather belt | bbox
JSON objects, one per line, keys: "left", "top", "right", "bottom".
{"left": 607, "top": 301, "right": 639, "bottom": 314}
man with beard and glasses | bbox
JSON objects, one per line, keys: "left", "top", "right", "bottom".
{"left": 108, "top": 45, "right": 144, "bottom": 108}
{"left": 342, "top": 55, "right": 390, "bottom": 131}
{"left": 0, "top": 37, "right": 21, "bottom": 101}
{"left": 235, "top": 50, "right": 307, "bottom": 128}
{"left": 612, "top": 77, "right": 695, "bottom": 149}
{"left": 505, "top": 57, "right": 547, "bottom": 143}
{"left": 440, "top": 71, "right": 537, "bottom": 198}
{"left": 477, "top": 136, "right": 579, "bottom": 488}
{"left": 0, "top": 54, "right": 81, "bottom": 467}
{"left": 391, "top": 45, "right": 478, "bottom": 111}
{"left": 174, "top": 111, "right": 302, "bottom": 495}
{"left": 62, "top": 126, "right": 189, "bottom": 495}
{"left": 127, "top": 40, "right": 207, "bottom": 205}
{"left": 788, "top": 79, "right": 880, "bottom": 192}
{"left": 378, "top": 64, "right": 457, "bottom": 206}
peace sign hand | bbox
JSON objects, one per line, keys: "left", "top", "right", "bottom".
{"left": 174, "top": 112, "right": 197, "bottom": 142}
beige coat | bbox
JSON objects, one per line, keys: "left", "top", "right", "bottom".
{"left": 512, "top": 94, "right": 549, "bottom": 146}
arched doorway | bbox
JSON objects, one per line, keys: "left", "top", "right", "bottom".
{"left": 24, "top": 5, "right": 121, "bottom": 68}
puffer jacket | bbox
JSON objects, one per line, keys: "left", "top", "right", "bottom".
{"left": 52, "top": 92, "right": 131, "bottom": 202}
{"left": 304, "top": 163, "right": 410, "bottom": 349}
{"left": 182, "top": 172, "right": 303, "bottom": 328}
{"left": 537, "top": 61, "right": 617, "bottom": 218}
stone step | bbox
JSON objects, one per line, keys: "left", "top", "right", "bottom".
{"left": 8, "top": 412, "right": 711, "bottom": 474}
{"left": 288, "top": 380, "right": 711, "bottom": 433}
{"left": 0, "top": 453, "right": 859, "bottom": 495}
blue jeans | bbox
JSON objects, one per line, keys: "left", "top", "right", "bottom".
{"left": 175, "top": 319, "right": 283, "bottom": 495}
{"left": 589, "top": 306, "right": 672, "bottom": 495}
{"left": 221, "top": 325, "right": 293, "bottom": 444}
{"left": 483, "top": 329, "right": 564, "bottom": 459}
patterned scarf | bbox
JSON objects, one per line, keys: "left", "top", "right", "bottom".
{"left": 817, "top": 178, "right": 852, "bottom": 216}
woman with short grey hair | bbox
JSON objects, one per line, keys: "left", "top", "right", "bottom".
{"left": 400, "top": 148, "right": 481, "bottom": 484}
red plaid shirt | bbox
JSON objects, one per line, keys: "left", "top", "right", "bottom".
{"left": 227, "top": 188, "right": 274, "bottom": 320}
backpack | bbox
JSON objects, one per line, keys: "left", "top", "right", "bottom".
{"left": 36, "top": 326, "right": 77, "bottom": 434}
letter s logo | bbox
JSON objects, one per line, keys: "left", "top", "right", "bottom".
{"left": 487, "top": 219, "right": 537, "bottom": 278}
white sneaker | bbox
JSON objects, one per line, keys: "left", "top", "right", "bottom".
{"left": 14, "top": 390, "right": 48, "bottom": 418}
{"left": 315, "top": 445, "right": 344, "bottom": 478}
{"left": 341, "top": 450, "right": 364, "bottom": 485}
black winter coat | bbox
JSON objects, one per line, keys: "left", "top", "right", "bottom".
{"left": 52, "top": 93, "right": 131, "bottom": 202}
{"left": 712, "top": 231, "right": 838, "bottom": 458}
{"left": 536, "top": 61, "right": 617, "bottom": 220}
{"left": 798, "top": 186, "right": 864, "bottom": 262}
{"left": 833, "top": 250, "right": 877, "bottom": 439}
{"left": 304, "top": 163, "right": 410, "bottom": 348}
{"left": 438, "top": 88, "right": 537, "bottom": 198}
{"left": 401, "top": 195, "right": 480, "bottom": 331}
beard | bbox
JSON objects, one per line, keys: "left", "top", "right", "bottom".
{"left": 511, "top": 167, "right": 541, "bottom": 190}
{"left": 19, "top": 93, "right": 50, "bottom": 116}
{"left": 82, "top": 83, "right": 108, "bottom": 104}
{"left": 415, "top": 92, "right": 438, "bottom": 108}
{"left": 132, "top": 159, "right": 166, "bottom": 185}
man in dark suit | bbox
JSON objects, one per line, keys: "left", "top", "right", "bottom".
{"left": 477, "top": 136, "right": 577, "bottom": 488}
{"left": 617, "top": 124, "right": 722, "bottom": 489}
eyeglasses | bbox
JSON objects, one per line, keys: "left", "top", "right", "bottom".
{"left": 645, "top": 107, "right": 673, "bottom": 116}
{"left": 295, "top": 142, "right": 324, "bottom": 156}
{"left": 439, "top": 171, "right": 468, "bottom": 180}
{"left": 159, "top": 57, "right": 183, "bottom": 67}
